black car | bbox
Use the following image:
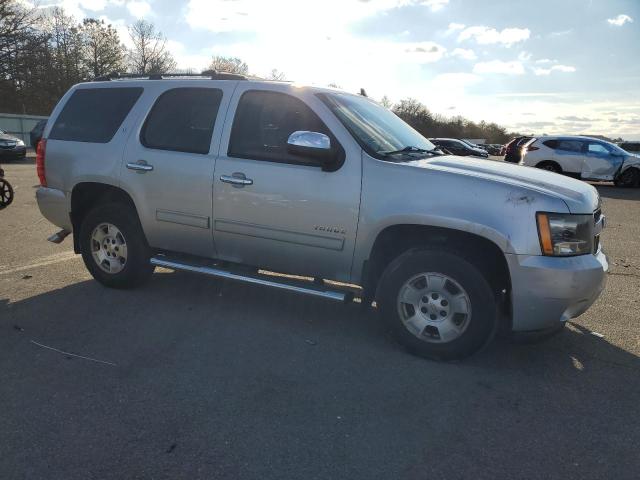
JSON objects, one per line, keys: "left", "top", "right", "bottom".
{"left": 619, "top": 141, "right": 640, "bottom": 154}
{"left": 429, "top": 138, "right": 489, "bottom": 158}
{"left": 30, "top": 120, "right": 47, "bottom": 149}
{"left": 504, "top": 136, "right": 533, "bottom": 163}
{"left": 0, "top": 129, "right": 27, "bottom": 161}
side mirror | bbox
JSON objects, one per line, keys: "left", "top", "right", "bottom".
{"left": 287, "top": 131, "right": 336, "bottom": 169}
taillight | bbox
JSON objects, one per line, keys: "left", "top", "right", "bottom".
{"left": 527, "top": 145, "right": 540, "bottom": 151}
{"left": 36, "top": 138, "right": 47, "bottom": 186}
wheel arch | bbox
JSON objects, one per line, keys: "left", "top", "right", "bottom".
{"left": 361, "top": 224, "right": 512, "bottom": 331}
{"left": 535, "top": 160, "right": 562, "bottom": 172}
{"left": 70, "top": 182, "right": 142, "bottom": 253}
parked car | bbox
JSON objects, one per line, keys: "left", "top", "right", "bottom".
{"left": 460, "top": 139, "right": 486, "bottom": 150}
{"left": 0, "top": 129, "right": 27, "bottom": 161}
{"left": 618, "top": 141, "right": 640, "bottom": 154}
{"left": 521, "top": 136, "right": 640, "bottom": 187}
{"left": 429, "top": 138, "right": 489, "bottom": 158}
{"left": 30, "top": 120, "right": 47, "bottom": 150}
{"left": 483, "top": 144, "right": 504, "bottom": 156}
{"left": 504, "top": 136, "right": 533, "bottom": 163}
{"left": 36, "top": 75, "right": 607, "bottom": 360}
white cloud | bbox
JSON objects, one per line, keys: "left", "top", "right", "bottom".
{"left": 607, "top": 14, "right": 633, "bottom": 26}
{"left": 126, "top": 0, "right": 151, "bottom": 18}
{"left": 473, "top": 60, "right": 525, "bottom": 75}
{"left": 402, "top": 42, "right": 446, "bottom": 62}
{"left": 458, "top": 26, "right": 530, "bottom": 47}
{"left": 446, "top": 22, "right": 465, "bottom": 34}
{"left": 533, "top": 64, "right": 576, "bottom": 76}
{"left": 535, "top": 58, "right": 555, "bottom": 64}
{"left": 420, "top": 0, "right": 449, "bottom": 11}
{"left": 450, "top": 48, "right": 476, "bottom": 60}
{"left": 517, "top": 51, "right": 532, "bottom": 62}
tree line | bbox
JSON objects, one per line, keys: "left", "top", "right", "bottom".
{"left": 1, "top": 0, "right": 515, "bottom": 142}
{"left": 389, "top": 98, "right": 514, "bottom": 144}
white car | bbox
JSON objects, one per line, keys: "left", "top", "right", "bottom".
{"left": 520, "top": 136, "right": 640, "bottom": 187}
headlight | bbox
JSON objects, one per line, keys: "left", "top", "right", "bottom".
{"left": 536, "top": 212, "right": 593, "bottom": 256}
{"left": 16, "top": 139, "right": 24, "bottom": 146}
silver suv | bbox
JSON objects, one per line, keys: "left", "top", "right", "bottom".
{"left": 36, "top": 74, "right": 608, "bottom": 360}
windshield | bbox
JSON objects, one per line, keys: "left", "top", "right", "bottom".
{"left": 319, "top": 92, "right": 436, "bottom": 158}
{"left": 605, "top": 141, "right": 629, "bottom": 156}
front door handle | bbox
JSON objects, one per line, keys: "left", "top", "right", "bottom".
{"left": 126, "top": 161, "right": 153, "bottom": 172}
{"left": 220, "top": 173, "right": 253, "bottom": 187}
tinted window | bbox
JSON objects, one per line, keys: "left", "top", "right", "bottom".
{"left": 50, "top": 88, "right": 142, "bottom": 143}
{"left": 141, "top": 88, "right": 222, "bottom": 154}
{"left": 229, "top": 90, "right": 333, "bottom": 165}
{"left": 556, "top": 140, "right": 583, "bottom": 153}
{"left": 543, "top": 140, "right": 559, "bottom": 149}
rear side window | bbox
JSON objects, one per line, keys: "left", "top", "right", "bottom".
{"left": 543, "top": 140, "right": 559, "bottom": 149}
{"left": 228, "top": 90, "right": 333, "bottom": 165}
{"left": 49, "top": 88, "right": 142, "bottom": 143}
{"left": 141, "top": 88, "right": 223, "bottom": 154}
{"left": 556, "top": 140, "right": 583, "bottom": 153}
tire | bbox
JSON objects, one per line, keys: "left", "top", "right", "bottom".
{"left": 79, "top": 202, "right": 154, "bottom": 289}
{"left": 0, "top": 178, "right": 14, "bottom": 209}
{"left": 536, "top": 161, "right": 561, "bottom": 174}
{"left": 614, "top": 168, "right": 640, "bottom": 188}
{"left": 377, "top": 248, "right": 498, "bottom": 361}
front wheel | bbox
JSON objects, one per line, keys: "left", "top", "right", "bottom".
{"left": 79, "top": 203, "right": 154, "bottom": 289}
{"left": 614, "top": 168, "right": 640, "bottom": 188}
{"left": 377, "top": 249, "right": 498, "bottom": 361}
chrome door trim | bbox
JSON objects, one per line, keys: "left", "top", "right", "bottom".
{"left": 214, "top": 219, "right": 345, "bottom": 251}
{"left": 156, "top": 209, "right": 210, "bottom": 229}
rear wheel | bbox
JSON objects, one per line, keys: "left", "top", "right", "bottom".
{"left": 536, "top": 161, "right": 561, "bottom": 174}
{"left": 80, "top": 203, "right": 154, "bottom": 288}
{"left": 377, "top": 249, "right": 498, "bottom": 361}
{"left": 614, "top": 168, "right": 640, "bottom": 188}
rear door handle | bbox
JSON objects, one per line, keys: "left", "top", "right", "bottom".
{"left": 220, "top": 173, "right": 253, "bottom": 186}
{"left": 126, "top": 161, "right": 153, "bottom": 172}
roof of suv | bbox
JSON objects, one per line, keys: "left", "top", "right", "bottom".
{"left": 79, "top": 73, "right": 355, "bottom": 98}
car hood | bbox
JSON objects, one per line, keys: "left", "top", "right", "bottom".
{"left": 0, "top": 133, "right": 20, "bottom": 142}
{"left": 404, "top": 155, "right": 599, "bottom": 213}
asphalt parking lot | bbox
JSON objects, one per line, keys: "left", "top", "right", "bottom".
{"left": 1, "top": 157, "right": 639, "bottom": 480}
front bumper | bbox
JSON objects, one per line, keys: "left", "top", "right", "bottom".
{"left": 0, "top": 145, "right": 27, "bottom": 159}
{"left": 36, "top": 187, "right": 72, "bottom": 231}
{"left": 506, "top": 250, "right": 608, "bottom": 332}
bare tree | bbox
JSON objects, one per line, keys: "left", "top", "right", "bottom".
{"left": 380, "top": 95, "right": 392, "bottom": 108}
{"left": 44, "top": 8, "right": 87, "bottom": 94}
{"left": 127, "top": 20, "right": 176, "bottom": 75}
{"left": 267, "top": 68, "right": 286, "bottom": 81}
{"left": 80, "top": 18, "right": 125, "bottom": 78}
{"left": 208, "top": 56, "right": 249, "bottom": 75}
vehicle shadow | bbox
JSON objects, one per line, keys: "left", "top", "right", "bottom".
{"left": 593, "top": 183, "right": 640, "bottom": 200}
{"left": 1, "top": 271, "right": 639, "bottom": 478}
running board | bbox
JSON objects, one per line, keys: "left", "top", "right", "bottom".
{"left": 150, "top": 256, "right": 349, "bottom": 302}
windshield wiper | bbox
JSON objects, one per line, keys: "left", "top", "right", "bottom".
{"left": 381, "top": 146, "right": 444, "bottom": 156}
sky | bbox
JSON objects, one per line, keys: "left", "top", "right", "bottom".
{"left": 42, "top": 0, "right": 640, "bottom": 139}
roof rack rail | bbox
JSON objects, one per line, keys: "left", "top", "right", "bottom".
{"left": 93, "top": 71, "right": 247, "bottom": 82}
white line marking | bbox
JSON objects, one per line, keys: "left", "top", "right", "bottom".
{"left": 0, "top": 251, "right": 78, "bottom": 275}
{"left": 30, "top": 340, "right": 117, "bottom": 366}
